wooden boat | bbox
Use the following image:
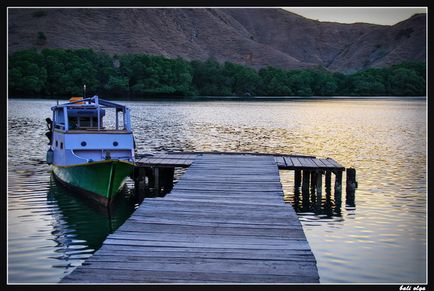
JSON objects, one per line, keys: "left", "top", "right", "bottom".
{"left": 45, "top": 96, "right": 135, "bottom": 206}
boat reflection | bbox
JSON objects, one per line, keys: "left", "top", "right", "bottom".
{"left": 46, "top": 174, "right": 138, "bottom": 255}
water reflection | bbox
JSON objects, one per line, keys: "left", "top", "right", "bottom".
{"left": 44, "top": 175, "right": 138, "bottom": 278}
{"left": 283, "top": 170, "right": 356, "bottom": 218}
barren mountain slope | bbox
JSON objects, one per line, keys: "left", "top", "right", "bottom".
{"left": 8, "top": 8, "right": 426, "bottom": 73}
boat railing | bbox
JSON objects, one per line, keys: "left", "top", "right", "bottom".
{"left": 52, "top": 95, "right": 132, "bottom": 133}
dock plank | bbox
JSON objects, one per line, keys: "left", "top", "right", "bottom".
{"left": 283, "top": 156, "right": 294, "bottom": 167}
{"left": 326, "top": 158, "right": 344, "bottom": 169}
{"left": 289, "top": 156, "right": 301, "bottom": 168}
{"left": 274, "top": 156, "right": 286, "bottom": 167}
{"left": 319, "top": 158, "right": 338, "bottom": 169}
{"left": 62, "top": 268, "right": 317, "bottom": 283}
{"left": 297, "top": 157, "right": 317, "bottom": 168}
{"left": 311, "top": 158, "right": 328, "bottom": 169}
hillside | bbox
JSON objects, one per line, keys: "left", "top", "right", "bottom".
{"left": 8, "top": 8, "right": 426, "bottom": 73}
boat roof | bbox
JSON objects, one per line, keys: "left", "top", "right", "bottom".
{"left": 51, "top": 95, "right": 127, "bottom": 111}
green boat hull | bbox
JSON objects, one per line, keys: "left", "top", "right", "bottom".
{"left": 52, "top": 160, "right": 134, "bottom": 206}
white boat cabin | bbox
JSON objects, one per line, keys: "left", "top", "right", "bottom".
{"left": 48, "top": 96, "right": 135, "bottom": 166}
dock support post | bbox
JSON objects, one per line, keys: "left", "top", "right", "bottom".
{"left": 294, "top": 170, "right": 301, "bottom": 190}
{"left": 294, "top": 170, "right": 302, "bottom": 211}
{"left": 325, "top": 171, "right": 332, "bottom": 212}
{"left": 134, "top": 167, "right": 146, "bottom": 195}
{"left": 293, "top": 171, "right": 301, "bottom": 212}
{"left": 334, "top": 170, "right": 343, "bottom": 209}
{"left": 302, "top": 170, "right": 310, "bottom": 195}
{"left": 153, "top": 167, "right": 160, "bottom": 196}
{"left": 160, "top": 167, "right": 175, "bottom": 195}
{"left": 325, "top": 171, "right": 331, "bottom": 192}
{"left": 346, "top": 168, "right": 357, "bottom": 206}
{"left": 324, "top": 171, "right": 332, "bottom": 215}
{"left": 315, "top": 170, "right": 323, "bottom": 206}
{"left": 301, "top": 170, "right": 310, "bottom": 210}
{"left": 310, "top": 171, "right": 317, "bottom": 203}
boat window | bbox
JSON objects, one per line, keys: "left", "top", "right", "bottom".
{"left": 79, "top": 117, "right": 90, "bottom": 127}
{"left": 56, "top": 102, "right": 128, "bottom": 132}
{"left": 68, "top": 117, "right": 78, "bottom": 130}
{"left": 60, "top": 142, "right": 63, "bottom": 149}
{"left": 55, "top": 140, "right": 58, "bottom": 147}
{"left": 77, "top": 116, "right": 100, "bottom": 128}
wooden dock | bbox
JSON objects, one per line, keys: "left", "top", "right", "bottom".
{"left": 61, "top": 153, "right": 322, "bottom": 283}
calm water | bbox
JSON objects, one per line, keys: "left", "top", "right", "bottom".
{"left": 7, "top": 98, "right": 426, "bottom": 283}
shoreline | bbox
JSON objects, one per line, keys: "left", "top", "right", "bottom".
{"left": 8, "top": 96, "right": 427, "bottom": 102}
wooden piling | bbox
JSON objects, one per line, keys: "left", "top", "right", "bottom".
{"left": 324, "top": 171, "right": 331, "bottom": 212}
{"left": 293, "top": 176, "right": 301, "bottom": 212}
{"left": 153, "top": 167, "right": 160, "bottom": 196}
{"left": 160, "top": 167, "right": 175, "bottom": 194}
{"left": 294, "top": 170, "right": 301, "bottom": 189}
{"left": 310, "top": 171, "right": 317, "bottom": 204}
{"left": 301, "top": 170, "right": 310, "bottom": 198}
{"left": 334, "top": 170, "right": 342, "bottom": 208}
{"left": 310, "top": 171, "right": 316, "bottom": 194}
{"left": 346, "top": 168, "right": 357, "bottom": 206}
{"left": 325, "top": 171, "right": 331, "bottom": 191}
{"left": 133, "top": 167, "right": 146, "bottom": 195}
{"left": 346, "top": 168, "right": 357, "bottom": 188}
{"left": 315, "top": 171, "right": 323, "bottom": 206}
{"left": 324, "top": 174, "right": 332, "bottom": 215}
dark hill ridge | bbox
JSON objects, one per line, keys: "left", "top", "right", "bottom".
{"left": 8, "top": 8, "right": 426, "bottom": 73}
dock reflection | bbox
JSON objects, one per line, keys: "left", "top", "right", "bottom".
{"left": 292, "top": 182, "right": 342, "bottom": 217}
{"left": 284, "top": 170, "right": 357, "bottom": 218}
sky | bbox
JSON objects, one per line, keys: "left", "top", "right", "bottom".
{"left": 282, "top": 7, "right": 427, "bottom": 25}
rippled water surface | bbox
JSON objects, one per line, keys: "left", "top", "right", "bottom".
{"left": 8, "top": 98, "right": 426, "bottom": 283}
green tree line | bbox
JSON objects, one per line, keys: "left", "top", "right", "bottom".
{"left": 8, "top": 48, "right": 426, "bottom": 98}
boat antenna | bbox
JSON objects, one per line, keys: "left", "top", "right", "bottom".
{"left": 83, "top": 84, "right": 86, "bottom": 99}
